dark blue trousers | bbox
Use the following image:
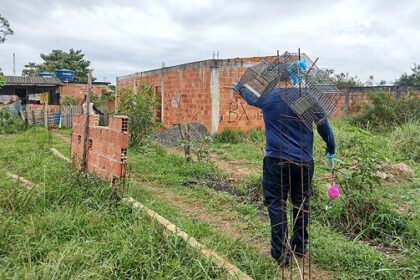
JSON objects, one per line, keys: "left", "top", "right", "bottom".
{"left": 262, "top": 156, "right": 314, "bottom": 260}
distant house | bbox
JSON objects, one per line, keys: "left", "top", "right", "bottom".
{"left": 0, "top": 76, "right": 111, "bottom": 107}
{"left": 0, "top": 76, "right": 63, "bottom": 106}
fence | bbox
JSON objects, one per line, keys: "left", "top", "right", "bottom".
{"left": 23, "top": 105, "right": 82, "bottom": 128}
{"left": 22, "top": 105, "right": 111, "bottom": 128}
{"left": 60, "top": 105, "right": 83, "bottom": 128}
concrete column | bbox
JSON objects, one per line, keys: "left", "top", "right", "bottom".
{"left": 210, "top": 65, "right": 220, "bottom": 134}
{"left": 160, "top": 68, "right": 164, "bottom": 123}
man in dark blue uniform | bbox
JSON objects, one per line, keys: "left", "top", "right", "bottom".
{"left": 234, "top": 85, "right": 336, "bottom": 266}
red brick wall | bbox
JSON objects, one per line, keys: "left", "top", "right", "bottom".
{"left": 117, "top": 63, "right": 213, "bottom": 131}
{"left": 217, "top": 60, "right": 264, "bottom": 132}
{"left": 60, "top": 83, "right": 109, "bottom": 101}
{"left": 71, "top": 115, "right": 129, "bottom": 180}
{"left": 117, "top": 57, "right": 272, "bottom": 134}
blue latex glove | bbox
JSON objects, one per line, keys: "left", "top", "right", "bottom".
{"left": 288, "top": 59, "right": 307, "bottom": 85}
{"left": 325, "top": 150, "right": 335, "bottom": 165}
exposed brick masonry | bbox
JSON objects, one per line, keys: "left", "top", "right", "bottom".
{"left": 71, "top": 115, "right": 129, "bottom": 180}
{"left": 60, "top": 82, "right": 109, "bottom": 100}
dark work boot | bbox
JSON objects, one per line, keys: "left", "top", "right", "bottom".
{"left": 292, "top": 245, "right": 307, "bottom": 258}
{"left": 271, "top": 249, "right": 290, "bottom": 267}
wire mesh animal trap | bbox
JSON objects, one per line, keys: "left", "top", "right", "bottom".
{"left": 235, "top": 57, "right": 284, "bottom": 102}
{"left": 275, "top": 53, "right": 342, "bottom": 130}
{"left": 234, "top": 51, "right": 342, "bottom": 129}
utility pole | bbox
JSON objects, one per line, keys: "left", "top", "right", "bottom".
{"left": 82, "top": 69, "right": 93, "bottom": 171}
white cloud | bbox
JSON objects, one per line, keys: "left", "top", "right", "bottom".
{"left": 0, "top": 0, "right": 419, "bottom": 84}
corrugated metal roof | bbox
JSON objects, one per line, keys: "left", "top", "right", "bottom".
{"left": 5, "top": 76, "right": 64, "bottom": 86}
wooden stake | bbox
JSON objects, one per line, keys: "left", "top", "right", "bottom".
{"left": 43, "top": 103, "right": 48, "bottom": 128}
{"left": 82, "top": 69, "right": 93, "bottom": 171}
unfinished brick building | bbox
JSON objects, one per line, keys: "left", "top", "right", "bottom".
{"left": 71, "top": 114, "right": 129, "bottom": 180}
{"left": 117, "top": 55, "right": 318, "bottom": 134}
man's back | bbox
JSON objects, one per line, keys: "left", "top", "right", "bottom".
{"left": 237, "top": 87, "right": 335, "bottom": 163}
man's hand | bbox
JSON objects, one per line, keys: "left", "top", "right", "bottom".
{"left": 325, "top": 150, "right": 335, "bottom": 165}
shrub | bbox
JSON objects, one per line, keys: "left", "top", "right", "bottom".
{"left": 117, "top": 85, "right": 160, "bottom": 146}
{"left": 61, "top": 96, "right": 76, "bottom": 105}
{"left": 214, "top": 128, "right": 246, "bottom": 144}
{"left": 100, "top": 89, "right": 115, "bottom": 103}
{"left": 0, "top": 109, "right": 27, "bottom": 134}
{"left": 313, "top": 131, "right": 419, "bottom": 249}
{"left": 352, "top": 91, "right": 420, "bottom": 130}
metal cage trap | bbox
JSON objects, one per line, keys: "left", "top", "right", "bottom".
{"left": 236, "top": 51, "right": 342, "bottom": 130}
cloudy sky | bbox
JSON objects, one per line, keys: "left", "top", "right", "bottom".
{"left": 0, "top": 0, "right": 419, "bottom": 84}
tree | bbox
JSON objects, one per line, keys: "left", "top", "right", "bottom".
{"left": 0, "top": 68, "right": 4, "bottom": 88}
{"left": 365, "top": 75, "right": 374, "bottom": 86}
{"left": 395, "top": 64, "right": 420, "bottom": 86}
{"left": 317, "top": 68, "right": 362, "bottom": 89}
{"left": 0, "top": 14, "right": 14, "bottom": 43}
{"left": 0, "top": 14, "right": 13, "bottom": 89}
{"left": 22, "top": 49, "right": 92, "bottom": 82}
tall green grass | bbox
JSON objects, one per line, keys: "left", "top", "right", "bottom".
{"left": 388, "top": 120, "right": 420, "bottom": 162}
{"left": 0, "top": 129, "right": 227, "bottom": 279}
{"left": 0, "top": 109, "right": 27, "bottom": 134}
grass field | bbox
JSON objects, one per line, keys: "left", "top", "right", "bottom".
{"left": 0, "top": 129, "right": 227, "bottom": 279}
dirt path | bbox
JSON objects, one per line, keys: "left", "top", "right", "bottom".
{"left": 132, "top": 177, "right": 334, "bottom": 280}
{"left": 50, "top": 129, "right": 71, "bottom": 144}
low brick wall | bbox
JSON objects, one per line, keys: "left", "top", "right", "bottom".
{"left": 71, "top": 114, "right": 129, "bottom": 180}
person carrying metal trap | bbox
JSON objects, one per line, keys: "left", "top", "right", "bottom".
{"left": 233, "top": 56, "right": 337, "bottom": 266}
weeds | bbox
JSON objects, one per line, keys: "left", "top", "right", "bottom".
{"left": 214, "top": 128, "right": 264, "bottom": 144}
{"left": 0, "top": 109, "right": 27, "bottom": 134}
{"left": 388, "top": 120, "right": 420, "bottom": 162}
{"left": 352, "top": 91, "right": 420, "bottom": 130}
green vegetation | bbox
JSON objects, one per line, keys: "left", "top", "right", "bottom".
{"left": 118, "top": 85, "right": 161, "bottom": 146}
{"left": 60, "top": 95, "right": 76, "bottom": 105}
{"left": 0, "top": 129, "right": 226, "bottom": 279}
{"left": 0, "top": 72, "right": 5, "bottom": 89}
{"left": 351, "top": 91, "right": 420, "bottom": 130}
{"left": 395, "top": 63, "right": 420, "bottom": 86}
{"left": 22, "top": 49, "right": 92, "bottom": 82}
{"left": 389, "top": 120, "right": 420, "bottom": 162}
{"left": 214, "top": 128, "right": 264, "bottom": 145}
{"left": 206, "top": 119, "right": 419, "bottom": 279}
{"left": 1, "top": 106, "right": 419, "bottom": 279}
{"left": 0, "top": 13, "right": 14, "bottom": 43}
{"left": 214, "top": 128, "right": 247, "bottom": 144}
{"left": 0, "top": 109, "right": 26, "bottom": 134}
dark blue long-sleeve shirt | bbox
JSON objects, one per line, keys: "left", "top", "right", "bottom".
{"left": 237, "top": 87, "right": 336, "bottom": 163}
